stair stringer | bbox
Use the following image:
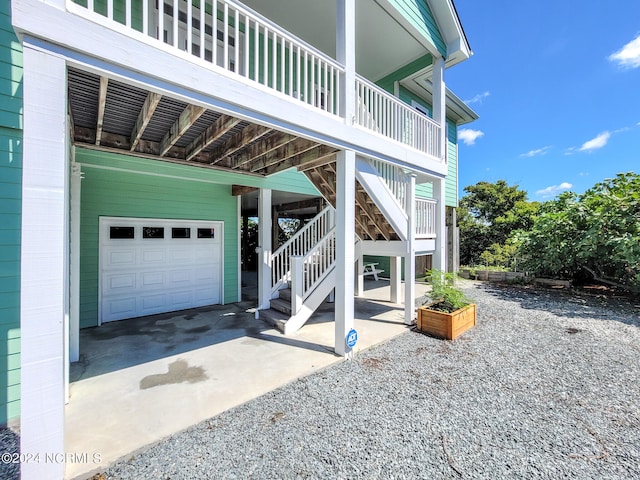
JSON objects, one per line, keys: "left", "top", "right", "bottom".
{"left": 283, "top": 267, "right": 336, "bottom": 335}
{"left": 355, "top": 157, "right": 408, "bottom": 241}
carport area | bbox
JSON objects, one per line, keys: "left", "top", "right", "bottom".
{"left": 65, "top": 278, "right": 429, "bottom": 479}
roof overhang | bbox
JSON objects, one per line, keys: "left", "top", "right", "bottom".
{"left": 401, "top": 72, "right": 478, "bottom": 126}
{"left": 427, "top": 0, "right": 472, "bottom": 67}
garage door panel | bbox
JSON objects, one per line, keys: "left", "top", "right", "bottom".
{"left": 195, "top": 247, "right": 220, "bottom": 262}
{"left": 193, "top": 266, "right": 218, "bottom": 282}
{"left": 169, "top": 248, "right": 195, "bottom": 263}
{"left": 140, "top": 271, "right": 166, "bottom": 289}
{"left": 168, "top": 291, "right": 194, "bottom": 308}
{"left": 140, "top": 293, "right": 166, "bottom": 312}
{"left": 100, "top": 218, "right": 223, "bottom": 323}
{"left": 105, "top": 249, "right": 136, "bottom": 268}
{"left": 141, "top": 248, "right": 166, "bottom": 265}
{"left": 105, "top": 273, "right": 136, "bottom": 292}
{"left": 169, "top": 269, "right": 192, "bottom": 285}
{"left": 103, "top": 297, "right": 137, "bottom": 320}
{"left": 194, "top": 286, "right": 219, "bottom": 304}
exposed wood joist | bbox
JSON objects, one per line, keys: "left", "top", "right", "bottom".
{"left": 275, "top": 197, "right": 324, "bottom": 212}
{"left": 231, "top": 185, "right": 258, "bottom": 196}
{"left": 95, "top": 77, "right": 109, "bottom": 146}
{"left": 262, "top": 147, "right": 338, "bottom": 175}
{"left": 159, "top": 104, "right": 206, "bottom": 157}
{"left": 297, "top": 153, "right": 340, "bottom": 172}
{"left": 228, "top": 132, "right": 296, "bottom": 170}
{"left": 130, "top": 91, "right": 162, "bottom": 151}
{"left": 248, "top": 137, "right": 319, "bottom": 173}
{"left": 208, "top": 124, "right": 272, "bottom": 166}
{"left": 186, "top": 114, "right": 241, "bottom": 161}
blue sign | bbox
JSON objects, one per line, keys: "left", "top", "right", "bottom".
{"left": 346, "top": 329, "right": 358, "bottom": 349}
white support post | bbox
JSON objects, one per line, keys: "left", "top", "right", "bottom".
{"left": 21, "top": 43, "right": 67, "bottom": 480}
{"left": 70, "top": 160, "right": 82, "bottom": 365}
{"left": 432, "top": 56, "right": 446, "bottom": 161}
{"left": 336, "top": 0, "right": 356, "bottom": 122}
{"left": 257, "top": 188, "right": 272, "bottom": 310}
{"left": 335, "top": 150, "right": 356, "bottom": 356}
{"left": 390, "top": 256, "right": 401, "bottom": 304}
{"left": 356, "top": 255, "right": 363, "bottom": 297}
{"left": 291, "top": 256, "right": 304, "bottom": 315}
{"left": 432, "top": 177, "right": 447, "bottom": 272}
{"left": 404, "top": 174, "right": 416, "bottom": 324}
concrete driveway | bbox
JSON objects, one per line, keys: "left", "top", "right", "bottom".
{"left": 65, "top": 278, "right": 429, "bottom": 479}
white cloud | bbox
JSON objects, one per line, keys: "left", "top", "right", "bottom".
{"left": 535, "top": 182, "right": 573, "bottom": 198}
{"left": 579, "top": 131, "right": 611, "bottom": 152}
{"left": 609, "top": 34, "right": 640, "bottom": 68}
{"left": 520, "top": 146, "right": 552, "bottom": 158}
{"left": 458, "top": 128, "right": 484, "bottom": 146}
{"left": 464, "top": 91, "right": 491, "bottom": 105}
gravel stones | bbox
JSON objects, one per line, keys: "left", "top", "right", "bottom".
{"left": 103, "top": 282, "right": 640, "bottom": 479}
{"left": 5, "top": 281, "right": 639, "bottom": 480}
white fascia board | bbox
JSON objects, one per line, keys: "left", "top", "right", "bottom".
{"left": 415, "top": 238, "right": 436, "bottom": 254}
{"left": 360, "top": 238, "right": 435, "bottom": 256}
{"left": 425, "top": 0, "right": 472, "bottom": 65}
{"left": 360, "top": 240, "right": 407, "bottom": 256}
{"left": 13, "top": 0, "right": 446, "bottom": 177}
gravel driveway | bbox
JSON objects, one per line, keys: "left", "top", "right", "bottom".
{"left": 4, "top": 281, "right": 640, "bottom": 479}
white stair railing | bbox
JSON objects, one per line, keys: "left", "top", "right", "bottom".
{"left": 369, "top": 159, "right": 410, "bottom": 214}
{"left": 290, "top": 228, "right": 335, "bottom": 315}
{"left": 271, "top": 205, "right": 335, "bottom": 295}
{"left": 415, "top": 198, "right": 437, "bottom": 238}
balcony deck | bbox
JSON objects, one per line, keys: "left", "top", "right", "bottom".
{"left": 63, "top": 0, "right": 443, "bottom": 165}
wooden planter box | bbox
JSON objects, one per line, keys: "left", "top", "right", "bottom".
{"left": 417, "top": 303, "right": 476, "bottom": 340}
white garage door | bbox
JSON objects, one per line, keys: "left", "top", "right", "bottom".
{"left": 99, "top": 217, "right": 223, "bottom": 323}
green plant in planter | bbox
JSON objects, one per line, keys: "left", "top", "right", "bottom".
{"left": 422, "top": 270, "right": 471, "bottom": 313}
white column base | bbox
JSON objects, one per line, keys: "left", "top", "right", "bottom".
{"left": 335, "top": 150, "right": 356, "bottom": 356}
{"left": 390, "top": 256, "right": 401, "bottom": 304}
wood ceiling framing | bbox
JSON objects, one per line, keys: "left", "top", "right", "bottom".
{"left": 67, "top": 67, "right": 398, "bottom": 241}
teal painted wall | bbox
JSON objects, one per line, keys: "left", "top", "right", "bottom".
{"left": 388, "top": 0, "right": 446, "bottom": 56}
{"left": 0, "top": 1, "right": 22, "bottom": 424}
{"left": 77, "top": 148, "right": 319, "bottom": 328}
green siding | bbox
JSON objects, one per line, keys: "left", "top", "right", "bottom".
{"left": 77, "top": 148, "right": 319, "bottom": 328}
{"left": 388, "top": 0, "right": 446, "bottom": 57}
{"left": 0, "top": 3, "right": 22, "bottom": 425}
{"left": 445, "top": 119, "right": 457, "bottom": 207}
{"left": 376, "top": 54, "right": 432, "bottom": 90}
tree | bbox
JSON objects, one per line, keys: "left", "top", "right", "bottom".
{"left": 459, "top": 180, "right": 538, "bottom": 266}
{"left": 519, "top": 172, "right": 640, "bottom": 291}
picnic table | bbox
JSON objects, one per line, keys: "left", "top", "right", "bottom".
{"left": 362, "top": 262, "right": 384, "bottom": 281}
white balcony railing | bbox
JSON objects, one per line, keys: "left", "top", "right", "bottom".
{"left": 356, "top": 75, "right": 442, "bottom": 158}
{"left": 67, "top": 0, "right": 443, "bottom": 159}
{"left": 415, "top": 197, "right": 437, "bottom": 238}
{"left": 69, "top": 0, "right": 343, "bottom": 115}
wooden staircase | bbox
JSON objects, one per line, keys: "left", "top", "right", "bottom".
{"left": 259, "top": 287, "right": 292, "bottom": 332}
{"left": 302, "top": 161, "right": 401, "bottom": 241}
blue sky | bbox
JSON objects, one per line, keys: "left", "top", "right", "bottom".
{"left": 447, "top": 0, "right": 640, "bottom": 201}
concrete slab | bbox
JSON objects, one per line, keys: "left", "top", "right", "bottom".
{"left": 65, "top": 278, "right": 429, "bottom": 479}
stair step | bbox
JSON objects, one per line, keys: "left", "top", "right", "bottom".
{"left": 270, "top": 297, "right": 292, "bottom": 315}
{"left": 278, "top": 288, "right": 291, "bottom": 301}
{"left": 258, "top": 309, "right": 288, "bottom": 332}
